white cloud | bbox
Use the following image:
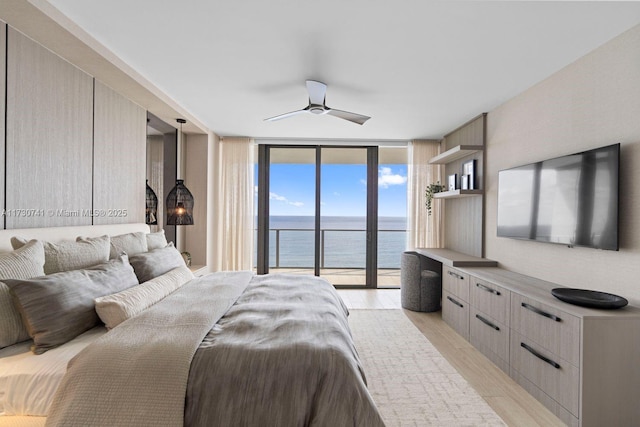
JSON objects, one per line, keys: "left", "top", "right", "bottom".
{"left": 378, "top": 167, "right": 407, "bottom": 189}
{"left": 269, "top": 191, "right": 304, "bottom": 207}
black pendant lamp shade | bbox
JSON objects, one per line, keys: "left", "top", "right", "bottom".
{"left": 166, "top": 179, "right": 194, "bottom": 225}
{"left": 145, "top": 180, "right": 158, "bottom": 225}
{"left": 166, "top": 118, "right": 194, "bottom": 226}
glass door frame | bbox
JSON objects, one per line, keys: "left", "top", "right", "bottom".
{"left": 256, "top": 144, "right": 379, "bottom": 288}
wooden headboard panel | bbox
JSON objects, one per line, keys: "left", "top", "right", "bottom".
{"left": 0, "top": 223, "right": 150, "bottom": 253}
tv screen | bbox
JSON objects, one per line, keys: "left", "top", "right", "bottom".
{"left": 497, "top": 143, "right": 619, "bottom": 250}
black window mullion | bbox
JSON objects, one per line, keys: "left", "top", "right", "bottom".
{"left": 256, "top": 145, "right": 269, "bottom": 274}
{"left": 366, "top": 147, "right": 378, "bottom": 288}
{"left": 314, "top": 146, "right": 321, "bottom": 277}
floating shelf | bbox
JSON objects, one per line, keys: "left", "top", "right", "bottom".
{"left": 428, "top": 145, "right": 483, "bottom": 164}
{"left": 433, "top": 189, "right": 483, "bottom": 199}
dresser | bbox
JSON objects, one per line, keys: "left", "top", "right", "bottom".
{"left": 416, "top": 248, "right": 640, "bottom": 427}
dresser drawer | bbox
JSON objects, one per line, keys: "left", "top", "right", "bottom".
{"left": 442, "top": 290, "right": 469, "bottom": 340}
{"left": 469, "top": 276, "right": 510, "bottom": 325}
{"left": 443, "top": 266, "right": 469, "bottom": 302}
{"left": 511, "top": 294, "right": 580, "bottom": 367}
{"left": 470, "top": 307, "right": 509, "bottom": 371}
{"left": 511, "top": 330, "right": 580, "bottom": 417}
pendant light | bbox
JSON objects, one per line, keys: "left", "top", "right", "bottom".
{"left": 166, "top": 118, "right": 194, "bottom": 225}
{"left": 145, "top": 180, "right": 158, "bottom": 225}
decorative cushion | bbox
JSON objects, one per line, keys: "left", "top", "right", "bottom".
{"left": 11, "top": 235, "right": 110, "bottom": 275}
{"left": 146, "top": 229, "right": 168, "bottom": 251}
{"left": 0, "top": 240, "right": 45, "bottom": 348}
{"left": 5, "top": 255, "right": 138, "bottom": 354}
{"left": 128, "top": 243, "right": 186, "bottom": 283}
{"left": 95, "top": 266, "right": 194, "bottom": 329}
{"left": 108, "top": 232, "right": 148, "bottom": 259}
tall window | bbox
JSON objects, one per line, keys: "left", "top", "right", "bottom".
{"left": 255, "top": 144, "right": 407, "bottom": 288}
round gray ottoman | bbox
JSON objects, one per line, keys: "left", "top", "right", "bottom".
{"left": 401, "top": 252, "right": 442, "bottom": 312}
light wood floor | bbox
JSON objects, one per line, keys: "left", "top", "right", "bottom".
{"left": 336, "top": 289, "right": 566, "bottom": 427}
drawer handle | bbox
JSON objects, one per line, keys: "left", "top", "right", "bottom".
{"left": 521, "top": 302, "right": 562, "bottom": 322}
{"left": 446, "top": 295, "right": 464, "bottom": 308}
{"left": 475, "top": 314, "right": 500, "bottom": 331}
{"left": 520, "top": 342, "right": 561, "bottom": 369}
{"left": 476, "top": 283, "right": 501, "bottom": 296}
{"left": 448, "top": 271, "right": 464, "bottom": 280}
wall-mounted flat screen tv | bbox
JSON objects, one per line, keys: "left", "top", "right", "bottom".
{"left": 497, "top": 143, "right": 619, "bottom": 251}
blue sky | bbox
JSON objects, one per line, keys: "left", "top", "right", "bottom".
{"left": 264, "top": 163, "right": 407, "bottom": 217}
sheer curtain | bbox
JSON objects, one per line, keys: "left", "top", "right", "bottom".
{"left": 407, "top": 139, "right": 444, "bottom": 249}
{"left": 212, "top": 137, "right": 255, "bottom": 271}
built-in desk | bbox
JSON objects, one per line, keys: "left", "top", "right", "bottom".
{"left": 414, "top": 248, "right": 497, "bottom": 267}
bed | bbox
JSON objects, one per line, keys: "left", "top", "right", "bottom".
{"left": 0, "top": 223, "right": 383, "bottom": 427}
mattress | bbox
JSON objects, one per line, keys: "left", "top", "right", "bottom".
{"left": 0, "top": 326, "right": 106, "bottom": 416}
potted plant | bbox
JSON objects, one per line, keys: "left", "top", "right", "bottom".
{"left": 425, "top": 181, "right": 445, "bottom": 216}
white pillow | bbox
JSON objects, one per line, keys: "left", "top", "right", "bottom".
{"left": 108, "top": 232, "right": 148, "bottom": 259}
{"left": 146, "top": 229, "right": 168, "bottom": 250}
{"left": 12, "top": 235, "right": 110, "bottom": 275}
{"left": 94, "top": 266, "right": 194, "bottom": 329}
{"left": 0, "top": 240, "right": 45, "bottom": 348}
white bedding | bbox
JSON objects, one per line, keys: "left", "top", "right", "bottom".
{"left": 0, "top": 327, "right": 105, "bottom": 416}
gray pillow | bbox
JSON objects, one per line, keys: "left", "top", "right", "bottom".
{"left": 128, "top": 244, "right": 186, "bottom": 283}
{"left": 109, "top": 232, "right": 148, "bottom": 259}
{"left": 0, "top": 240, "right": 46, "bottom": 348}
{"left": 5, "top": 255, "right": 139, "bottom": 354}
{"left": 12, "top": 235, "right": 110, "bottom": 275}
{"left": 146, "top": 230, "right": 168, "bottom": 251}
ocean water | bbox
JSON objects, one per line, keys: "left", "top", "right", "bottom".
{"left": 255, "top": 216, "right": 407, "bottom": 269}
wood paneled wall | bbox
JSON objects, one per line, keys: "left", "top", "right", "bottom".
{"left": 93, "top": 81, "right": 146, "bottom": 225}
{"left": 443, "top": 114, "right": 486, "bottom": 257}
{"left": 1, "top": 26, "right": 146, "bottom": 229}
{"left": 5, "top": 27, "right": 94, "bottom": 228}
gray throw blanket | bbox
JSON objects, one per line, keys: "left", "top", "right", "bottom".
{"left": 46, "top": 272, "right": 384, "bottom": 426}
{"left": 185, "top": 273, "right": 384, "bottom": 426}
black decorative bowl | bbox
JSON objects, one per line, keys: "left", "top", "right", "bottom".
{"left": 551, "top": 288, "right": 628, "bottom": 309}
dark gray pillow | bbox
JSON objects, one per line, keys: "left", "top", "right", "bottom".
{"left": 5, "top": 255, "right": 139, "bottom": 354}
{"left": 128, "top": 244, "right": 186, "bottom": 283}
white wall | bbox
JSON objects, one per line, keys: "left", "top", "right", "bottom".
{"left": 485, "top": 24, "right": 640, "bottom": 305}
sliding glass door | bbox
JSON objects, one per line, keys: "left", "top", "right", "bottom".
{"left": 256, "top": 144, "right": 407, "bottom": 288}
{"left": 319, "top": 147, "right": 371, "bottom": 286}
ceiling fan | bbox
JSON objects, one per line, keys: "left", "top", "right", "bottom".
{"left": 265, "top": 80, "right": 370, "bottom": 125}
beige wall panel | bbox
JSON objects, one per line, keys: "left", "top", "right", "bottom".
{"left": 442, "top": 114, "right": 485, "bottom": 257}
{"left": 93, "top": 81, "right": 146, "bottom": 225}
{"left": 485, "top": 24, "right": 640, "bottom": 305}
{"left": 6, "top": 27, "right": 93, "bottom": 228}
{"left": 445, "top": 196, "right": 483, "bottom": 256}
{"left": 0, "top": 22, "right": 6, "bottom": 228}
{"left": 184, "top": 134, "right": 209, "bottom": 266}
{"left": 443, "top": 114, "right": 485, "bottom": 151}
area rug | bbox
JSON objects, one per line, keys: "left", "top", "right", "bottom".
{"left": 349, "top": 310, "right": 506, "bottom": 427}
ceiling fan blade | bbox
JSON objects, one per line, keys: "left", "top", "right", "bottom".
{"left": 326, "top": 108, "right": 370, "bottom": 125}
{"left": 264, "top": 109, "right": 307, "bottom": 122}
{"left": 306, "top": 80, "right": 327, "bottom": 105}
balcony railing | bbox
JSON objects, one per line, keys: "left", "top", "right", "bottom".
{"left": 264, "top": 228, "right": 406, "bottom": 269}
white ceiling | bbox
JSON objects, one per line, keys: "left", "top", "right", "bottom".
{"left": 47, "top": 1, "right": 640, "bottom": 141}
